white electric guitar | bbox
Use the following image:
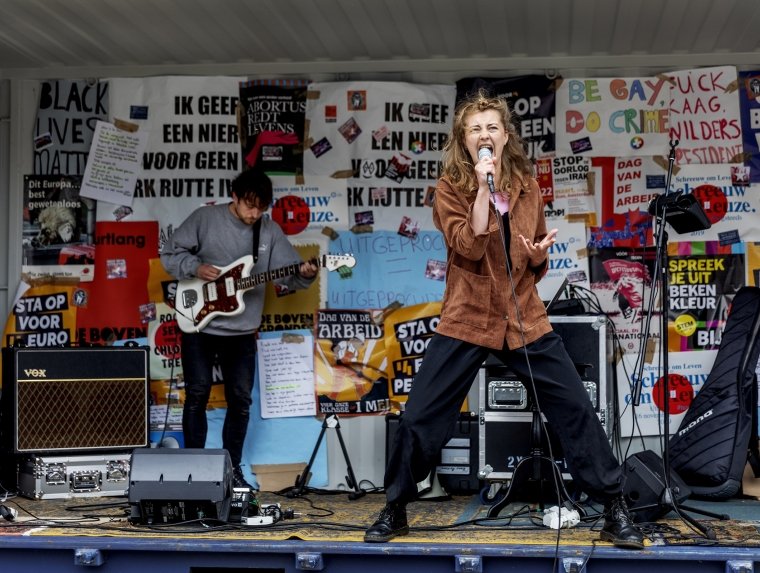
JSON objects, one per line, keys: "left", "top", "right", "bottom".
{"left": 174, "top": 253, "right": 356, "bottom": 333}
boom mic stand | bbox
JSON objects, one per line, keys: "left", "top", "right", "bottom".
{"left": 486, "top": 396, "right": 572, "bottom": 516}
{"left": 630, "top": 140, "right": 718, "bottom": 539}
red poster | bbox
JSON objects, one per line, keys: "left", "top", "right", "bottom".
{"left": 75, "top": 221, "right": 159, "bottom": 345}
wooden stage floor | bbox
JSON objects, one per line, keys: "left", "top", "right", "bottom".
{"left": 1, "top": 487, "right": 760, "bottom": 572}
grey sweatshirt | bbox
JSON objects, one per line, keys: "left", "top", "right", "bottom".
{"left": 160, "top": 203, "right": 314, "bottom": 335}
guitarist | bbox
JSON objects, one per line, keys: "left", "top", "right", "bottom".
{"left": 160, "top": 167, "right": 318, "bottom": 490}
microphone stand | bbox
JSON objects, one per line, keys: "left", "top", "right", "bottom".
{"left": 485, "top": 179, "right": 569, "bottom": 517}
{"left": 629, "top": 140, "right": 717, "bottom": 539}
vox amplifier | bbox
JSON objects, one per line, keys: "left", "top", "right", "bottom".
{"left": 1, "top": 346, "right": 150, "bottom": 453}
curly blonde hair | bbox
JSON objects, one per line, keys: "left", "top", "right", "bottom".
{"left": 441, "top": 89, "right": 533, "bottom": 195}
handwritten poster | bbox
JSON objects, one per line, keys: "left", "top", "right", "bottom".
{"left": 258, "top": 330, "right": 316, "bottom": 418}
{"left": 80, "top": 120, "right": 149, "bottom": 205}
{"left": 669, "top": 66, "right": 743, "bottom": 165}
{"left": 556, "top": 76, "right": 670, "bottom": 157}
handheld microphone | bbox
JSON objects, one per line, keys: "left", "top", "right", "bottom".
{"left": 477, "top": 147, "right": 495, "bottom": 194}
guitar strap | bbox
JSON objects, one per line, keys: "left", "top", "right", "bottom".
{"left": 252, "top": 218, "right": 262, "bottom": 264}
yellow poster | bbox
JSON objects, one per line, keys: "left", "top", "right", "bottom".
{"left": 2, "top": 280, "right": 81, "bottom": 386}
{"left": 747, "top": 242, "right": 760, "bottom": 286}
{"left": 383, "top": 301, "right": 442, "bottom": 412}
{"left": 146, "top": 257, "right": 176, "bottom": 304}
{"left": 315, "top": 308, "right": 389, "bottom": 415}
{"left": 3, "top": 281, "right": 79, "bottom": 348}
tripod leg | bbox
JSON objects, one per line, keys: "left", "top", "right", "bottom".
{"left": 487, "top": 465, "right": 526, "bottom": 518}
{"left": 659, "top": 487, "right": 718, "bottom": 539}
{"left": 287, "top": 423, "right": 327, "bottom": 498}
{"left": 677, "top": 504, "right": 730, "bottom": 521}
{"left": 334, "top": 420, "right": 366, "bottom": 499}
{"left": 673, "top": 505, "right": 717, "bottom": 540}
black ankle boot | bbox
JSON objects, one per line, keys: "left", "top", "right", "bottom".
{"left": 364, "top": 502, "right": 409, "bottom": 543}
{"left": 600, "top": 495, "right": 644, "bottom": 549}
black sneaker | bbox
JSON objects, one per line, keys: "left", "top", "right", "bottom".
{"left": 364, "top": 502, "right": 409, "bottom": 543}
{"left": 600, "top": 495, "right": 645, "bottom": 549}
{"left": 232, "top": 466, "right": 255, "bottom": 491}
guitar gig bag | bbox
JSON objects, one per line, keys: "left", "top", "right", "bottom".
{"left": 668, "top": 286, "right": 760, "bottom": 499}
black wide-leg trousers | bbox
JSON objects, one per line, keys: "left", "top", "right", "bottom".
{"left": 383, "top": 331, "right": 623, "bottom": 505}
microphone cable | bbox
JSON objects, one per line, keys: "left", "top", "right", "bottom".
{"left": 488, "top": 197, "right": 584, "bottom": 566}
{"left": 493, "top": 203, "right": 565, "bottom": 496}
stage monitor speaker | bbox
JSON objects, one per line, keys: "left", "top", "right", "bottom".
{"left": 128, "top": 448, "right": 232, "bottom": 524}
{"left": 1, "top": 346, "right": 149, "bottom": 453}
{"left": 623, "top": 450, "right": 692, "bottom": 523}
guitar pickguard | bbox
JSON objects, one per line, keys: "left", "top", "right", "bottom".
{"left": 194, "top": 263, "right": 246, "bottom": 323}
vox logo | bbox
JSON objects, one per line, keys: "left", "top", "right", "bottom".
{"left": 23, "top": 369, "right": 47, "bottom": 377}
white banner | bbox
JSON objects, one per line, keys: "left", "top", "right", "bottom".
{"left": 618, "top": 350, "right": 716, "bottom": 436}
{"left": 97, "top": 76, "right": 243, "bottom": 248}
{"left": 536, "top": 219, "right": 590, "bottom": 302}
{"left": 304, "top": 81, "right": 456, "bottom": 230}
{"left": 556, "top": 76, "right": 670, "bottom": 157}
{"left": 670, "top": 164, "right": 760, "bottom": 243}
{"left": 270, "top": 175, "right": 349, "bottom": 242}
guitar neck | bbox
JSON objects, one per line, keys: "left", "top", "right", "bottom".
{"left": 237, "top": 255, "right": 323, "bottom": 291}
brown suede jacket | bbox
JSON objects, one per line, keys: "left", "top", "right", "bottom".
{"left": 432, "top": 175, "right": 553, "bottom": 350}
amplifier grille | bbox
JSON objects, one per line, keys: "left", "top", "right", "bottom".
{"left": 16, "top": 377, "right": 148, "bottom": 451}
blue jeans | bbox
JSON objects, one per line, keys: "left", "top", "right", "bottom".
{"left": 180, "top": 332, "right": 257, "bottom": 467}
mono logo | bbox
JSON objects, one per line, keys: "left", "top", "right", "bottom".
{"left": 677, "top": 409, "right": 713, "bottom": 437}
{"left": 23, "top": 369, "right": 47, "bottom": 378}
